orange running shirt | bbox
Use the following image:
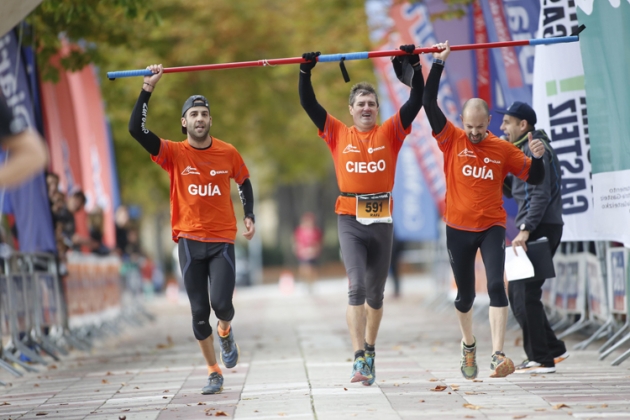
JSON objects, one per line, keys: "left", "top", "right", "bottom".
{"left": 151, "top": 137, "right": 249, "bottom": 243}
{"left": 434, "top": 120, "right": 531, "bottom": 231}
{"left": 319, "top": 112, "right": 411, "bottom": 215}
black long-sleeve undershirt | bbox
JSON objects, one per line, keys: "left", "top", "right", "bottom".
{"left": 423, "top": 63, "right": 544, "bottom": 184}
{"left": 129, "top": 89, "right": 161, "bottom": 156}
{"left": 238, "top": 178, "right": 254, "bottom": 219}
{"left": 298, "top": 62, "right": 424, "bottom": 131}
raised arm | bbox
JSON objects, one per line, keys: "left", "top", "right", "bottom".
{"left": 238, "top": 178, "right": 256, "bottom": 240}
{"left": 128, "top": 64, "right": 163, "bottom": 156}
{"left": 422, "top": 41, "right": 451, "bottom": 134}
{"left": 394, "top": 45, "right": 424, "bottom": 130}
{"left": 298, "top": 52, "right": 328, "bottom": 132}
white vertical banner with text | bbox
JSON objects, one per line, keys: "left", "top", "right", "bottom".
{"left": 532, "top": 0, "right": 603, "bottom": 242}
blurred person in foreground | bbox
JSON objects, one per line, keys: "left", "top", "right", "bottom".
{"left": 0, "top": 92, "right": 47, "bottom": 188}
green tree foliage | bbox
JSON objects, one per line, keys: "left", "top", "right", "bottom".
{"left": 27, "top": 0, "right": 160, "bottom": 81}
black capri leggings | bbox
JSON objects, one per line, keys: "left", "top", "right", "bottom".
{"left": 446, "top": 225, "right": 508, "bottom": 313}
{"left": 338, "top": 215, "right": 393, "bottom": 309}
{"left": 178, "top": 238, "right": 236, "bottom": 340}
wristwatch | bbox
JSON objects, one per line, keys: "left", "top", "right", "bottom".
{"left": 519, "top": 223, "right": 529, "bottom": 232}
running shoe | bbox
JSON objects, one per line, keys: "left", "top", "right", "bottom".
{"left": 554, "top": 351, "right": 570, "bottom": 364}
{"left": 363, "top": 351, "right": 375, "bottom": 386}
{"left": 514, "top": 361, "right": 556, "bottom": 374}
{"left": 350, "top": 357, "right": 373, "bottom": 384}
{"left": 201, "top": 372, "right": 224, "bottom": 394}
{"left": 490, "top": 351, "right": 515, "bottom": 378}
{"left": 218, "top": 326, "right": 240, "bottom": 369}
{"left": 460, "top": 340, "right": 478, "bottom": 380}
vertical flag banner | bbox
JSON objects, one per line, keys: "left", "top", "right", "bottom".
{"left": 366, "top": 0, "right": 466, "bottom": 230}
{"left": 532, "top": 0, "right": 601, "bottom": 242}
{"left": 577, "top": 0, "right": 630, "bottom": 247}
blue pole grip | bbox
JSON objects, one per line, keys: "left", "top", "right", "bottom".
{"left": 107, "top": 69, "right": 153, "bottom": 80}
{"left": 318, "top": 52, "right": 369, "bottom": 63}
{"left": 529, "top": 35, "right": 578, "bottom": 46}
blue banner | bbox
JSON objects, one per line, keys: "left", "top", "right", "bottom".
{"left": 392, "top": 142, "right": 439, "bottom": 241}
{"left": 0, "top": 28, "right": 56, "bottom": 253}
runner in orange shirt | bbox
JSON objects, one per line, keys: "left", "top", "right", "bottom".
{"left": 128, "top": 64, "right": 256, "bottom": 395}
{"left": 423, "top": 42, "right": 545, "bottom": 380}
{"left": 299, "top": 46, "right": 424, "bottom": 385}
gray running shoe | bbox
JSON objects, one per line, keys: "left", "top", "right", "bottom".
{"left": 460, "top": 340, "right": 478, "bottom": 380}
{"left": 201, "top": 372, "right": 224, "bottom": 394}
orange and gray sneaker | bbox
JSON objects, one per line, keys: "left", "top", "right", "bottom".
{"left": 490, "top": 351, "right": 515, "bottom": 378}
{"left": 460, "top": 339, "right": 478, "bottom": 380}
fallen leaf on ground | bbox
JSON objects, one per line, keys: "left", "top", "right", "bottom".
{"left": 534, "top": 408, "right": 546, "bottom": 411}
{"left": 134, "top": 387, "right": 139, "bottom": 389}
{"left": 513, "top": 416, "right": 526, "bottom": 419}
{"left": 465, "top": 416, "right": 475, "bottom": 419}
{"left": 48, "top": 365, "right": 57, "bottom": 370}
{"left": 431, "top": 385, "right": 447, "bottom": 392}
{"left": 162, "top": 396, "right": 168, "bottom": 399}
{"left": 215, "top": 411, "right": 228, "bottom": 417}
{"left": 34, "top": 384, "right": 39, "bottom": 387}
{"left": 119, "top": 416, "right": 126, "bottom": 420}
{"left": 586, "top": 405, "right": 595, "bottom": 409}
{"left": 450, "top": 385, "right": 460, "bottom": 391}
{"left": 429, "top": 378, "right": 438, "bottom": 382}
{"left": 394, "top": 383, "right": 400, "bottom": 387}
{"left": 121, "top": 409, "right": 130, "bottom": 412}
{"left": 463, "top": 403, "right": 482, "bottom": 410}
{"left": 553, "top": 403, "right": 569, "bottom": 409}
{"left": 343, "top": 388, "right": 348, "bottom": 391}
{"left": 602, "top": 404, "right": 608, "bottom": 408}
{"left": 197, "top": 402, "right": 206, "bottom": 405}
{"left": 419, "top": 399, "right": 425, "bottom": 403}
{"left": 0, "top": 402, "right": 9, "bottom": 406}
{"left": 106, "top": 371, "right": 112, "bottom": 375}
{"left": 102, "top": 379, "right": 109, "bottom": 384}
{"left": 35, "top": 413, "right": 48, "bottom": 416}
{"left": 473, "top": 379, "right": 483, "bottom": 383}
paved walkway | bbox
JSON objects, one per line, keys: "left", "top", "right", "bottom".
{"left": 1, "top": 275, "right": 630, "bottom": 420}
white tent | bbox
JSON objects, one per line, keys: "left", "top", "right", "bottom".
{"left": 1, "top": 0, "right": 42, "bottom": 37}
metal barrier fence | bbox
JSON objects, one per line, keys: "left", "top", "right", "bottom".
{"left": 0, "top": 251, "right": 153, "bottom": 384}
{"left": 428, "top": 233, "right": 630, "bottom": 366}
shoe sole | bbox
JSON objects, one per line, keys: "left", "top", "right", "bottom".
{"left": 362, "top": 378, "right": 375, "bottom": 386}
{"left": 515, "top": 367, "right": 556, "bottom": 374}
{"left": 201, "top": 386, "right": 224, "bottom": 395}
{"left": 490, "top": 358, "right": 515, "bottom": 378}
{"left": 220, "top": 342, "right": 240, "bottom": 369}
{"left": 351, "top": 372, "right": 371, "bottom": 383}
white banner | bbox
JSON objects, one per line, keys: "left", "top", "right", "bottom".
{"left": 532, "top": 0, "right": 604, "bottom": 242}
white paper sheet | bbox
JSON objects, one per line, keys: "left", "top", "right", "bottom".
{"left": 505, "top": 246, "right": 535, "bottom": 281}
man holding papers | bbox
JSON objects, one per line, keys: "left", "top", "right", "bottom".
{"left": 500, "top": 102, "right": 568, "bottom": 374}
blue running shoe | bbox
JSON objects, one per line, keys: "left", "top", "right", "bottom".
{"left": 218, "top": 326, "right": 240, "bottom": 369}
{"left": 350, "top": 357, "right": 373, "bottom": 383}
{"left": 201, "top": 372, "right": 224, "bottom": 394}
{"left": 363, "top": 351, "right": 375, "bottom": 386}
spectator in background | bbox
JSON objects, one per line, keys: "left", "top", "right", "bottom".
{"left": 57, "top": 190, "right": 87, "bottom": 250}
{"left": 115, "top": 205, "right": 131, "bottom": 258}
{"left": 87, "top": 207, "right": 110, "bottom": 256}
{"left": 46, "top": 172, "right": 60, "bottom": 199}
{"left": 293, "top": 212, "right": 322, "bottom": 292}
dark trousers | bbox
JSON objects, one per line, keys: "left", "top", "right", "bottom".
{"left": 508, "top": 223, "right": 566, "bottom": 366}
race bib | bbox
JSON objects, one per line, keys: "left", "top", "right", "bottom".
{"left": 355, "top": 192, "right": 392, "bottom": 225}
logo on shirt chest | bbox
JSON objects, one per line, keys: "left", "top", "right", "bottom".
{"left": 188, "top": 183, "right": 222, "bottom": 196}
{"left": 462, "top": 165, "right": 494, "bottom": 180}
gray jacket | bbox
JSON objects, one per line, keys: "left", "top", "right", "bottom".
{"left": 503, "top": 129, "right": 563, "bottom": 231}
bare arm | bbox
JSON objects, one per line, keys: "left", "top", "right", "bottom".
{"left": 0, "top": 129, "right": 48, "bottom": 188}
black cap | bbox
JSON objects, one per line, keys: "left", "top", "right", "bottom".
{"left": 496, "top": 101, "right": 537, "bottom": 126}
{"left": 181, "top": 95, "right": 210, "bottom": 134}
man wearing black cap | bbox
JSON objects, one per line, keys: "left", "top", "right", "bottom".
{"left": 128, "top": 64, "right": 256, "bottom": 394}
{"left": 499, "top": 101, "right": 568, "bottom": 374}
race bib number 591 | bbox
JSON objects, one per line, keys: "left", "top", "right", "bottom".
{"left": 356, "top": 192, "right": 392, "bottom": 225}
